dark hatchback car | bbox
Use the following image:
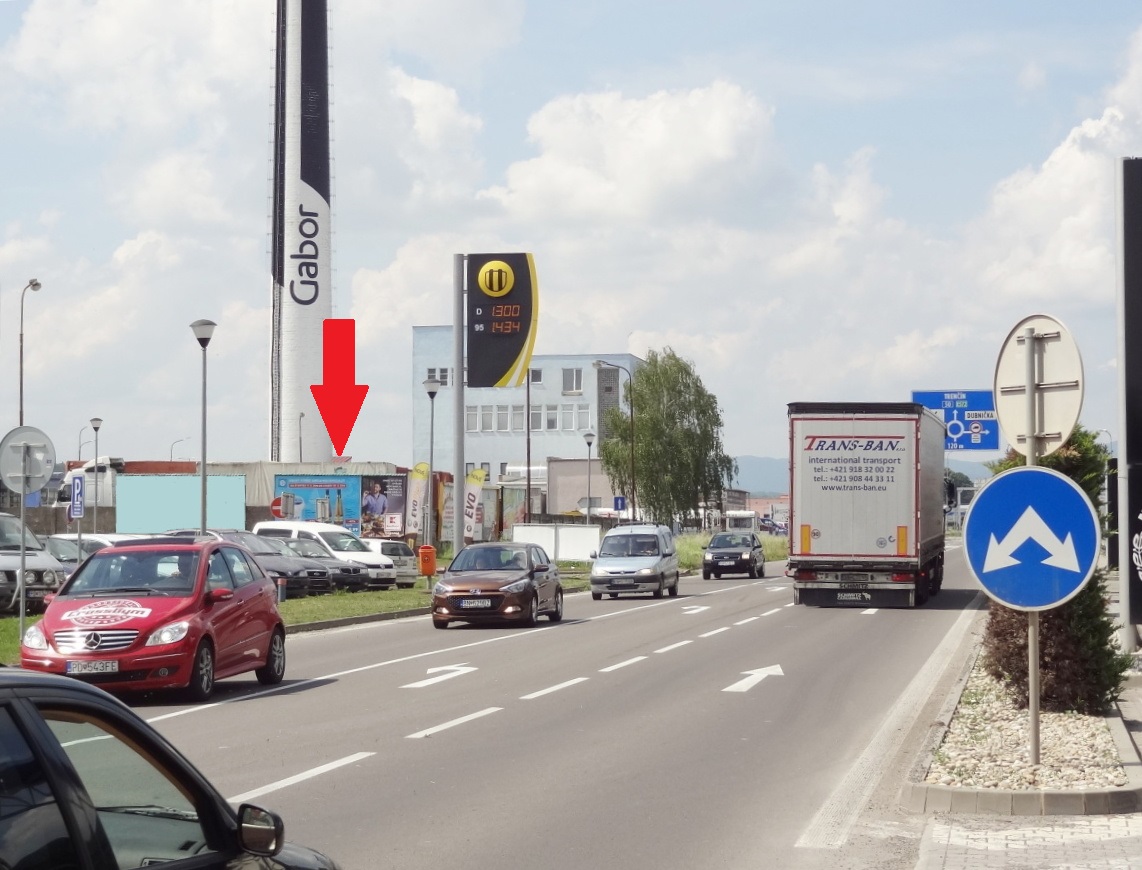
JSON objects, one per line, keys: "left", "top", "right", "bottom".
{"left": 431, "top": 542, "right": 563, "bottom": 629}
{"left": 0, "top": 668, "right": 339, "bottom": 868}
{"left": 702, "top": 532, "right": 767, "bottom": 579}
{"left": 166, "top": 529, "right": 327, "bottom": 598}
{"left": 279, "top": 537, "right": 370, "bottom": 592}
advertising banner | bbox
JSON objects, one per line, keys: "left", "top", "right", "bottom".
{"left": 406, "top": 462, "right": 429, "bottom": 536}
{"left": 465, "top": 253, "right": 539, "bottom": 388}
{"left": 360, "top": 474, "right": 408, "bottom": 539}
{"left": 270, "top": 474, "right": 360, "bottom": 534}
{"left": 463, "top": 467, "right": 488, "bottom": 542}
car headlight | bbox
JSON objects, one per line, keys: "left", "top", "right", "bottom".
{"left": 22, "top": 570, "right": 36, "bottom": 585}
{"left": 433, "top": 582, "right": 451, "bottom": 595}
{"left": 49, "top": 570, "right": 65, "bottom": 587}
{"left": 704, "top": 553, "right": 713, "bottom": 561}
{"left": 636, "top": 567, "right": 656, "bottom": 576}
{"left": 501, "top": 578, "right": 530, "bottom": 594}
{"left": 145, "top": 621, "right": 190, "bottom": 647}
{"left": 23, "top": 623, "right": 47, "bottom": 650}
{"left": 740, "top": 551, "right": 751, "bottom": 558}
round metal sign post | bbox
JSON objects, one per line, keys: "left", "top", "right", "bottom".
{"left": 0, "top": 427, "right": 57, "bottom": 642}
{"left": 991, "top": 314, "right": 1085, "bottom": 766}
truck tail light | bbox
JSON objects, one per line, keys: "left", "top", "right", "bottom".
{"left": 890, "top": 573, "right": 914, "bottom": 583}
{"left": 792, "top": 569, "right": 817, "bottom": 581}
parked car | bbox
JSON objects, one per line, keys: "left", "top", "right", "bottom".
{"left": 258, "top": 534, "right": 336, "bottom": 595}
{"left": 280, "top": 536, "right": 370, "bottom": 592}
{"left": 589, "top": 523, "right": 681, "bottom": 600}
{"left": 20, "top": 538, "right": 287, "bottom": 701}
{"left": 164, "top": 528, "right": 322, "bottom": 599}
{"left": 251, "top": 521, "right": 397, "bottom": 590}
{"left": 431, "top": 542, "right": 563, "bottom": 629}
{"left": 0, "top": 668, "right": 339, "bottom": 868}
{"left": 702, "top": 531, "right": 766, "bottom": 579}
{"left": 362, "top": 538, "right": 418, "bottom": 587}
{"left": 0, "top": 512, "right": 69, "bottom": 613}
{"left": 49, "top": 532, "right": 147, "bottom": 557}
{"left": 43, "top": 533, "right": 84, "bottom": 576}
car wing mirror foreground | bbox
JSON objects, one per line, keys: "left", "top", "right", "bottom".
{"left": 237, "top": 804, "right": 284, "bottom": 857}
{"left": 208, "top": 588, "right": 234, "bottom": 603}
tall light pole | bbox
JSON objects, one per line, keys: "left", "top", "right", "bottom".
{"left": 594, "top": 360, "right": 636, "bottom": 522}
{"left": 18, "top": 279, "right": 41, "bottom": 426}
{"left": 170, "top": 437, "right": 190, "bottom": 461}
{"left": 191, "top": 320, "right": 216, "bottom": 535}
{"left": 423, "top": 378, "right": 441, "bottom": 550}
{"left": 298, "top": 411, "right": 305, "bottom": 462}
{"left": 78, "top": 424, "right": 91, "bottom": 461}
{"left": 90, "top": 417, "right": 102, "bottom": 534}
{"left": 583, "top": 431, "right": 595, "bottom": 523}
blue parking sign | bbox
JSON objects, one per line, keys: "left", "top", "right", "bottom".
{"left": 69, "top": 475, "right": 85, "bottom": 520}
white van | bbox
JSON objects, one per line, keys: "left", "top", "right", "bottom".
{"left": 589, "top": 523, "right": 680, "bottom": 600}
{"left": 252, "top": 520, "right": 397, "bottom": 589}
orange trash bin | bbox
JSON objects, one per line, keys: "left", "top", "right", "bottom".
{"left": 418, "top": 545, "right": 437, "bottom": 579}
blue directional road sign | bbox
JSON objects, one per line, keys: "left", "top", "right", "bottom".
{"left": 911, "top": 389, "right": 999, "bottom": 451}
{"left": 963, "top": 466, "right": 1100, "bottom": 610}
{"left": 614, "top": 496, "right": 626, "bottom": 512}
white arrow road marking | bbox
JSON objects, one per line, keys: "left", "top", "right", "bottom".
{"left": 723, "top": 665, "right": 784, "bottom": 693}
{"left": 983, "top": 506, "right": 1080, "bottom": 572}
{"left": 228, "top": 752, "right": 375, "bottom": 803}
{"left": 682, "top": 606, "right": 710, "bottom": 615}
{"left": 401, "top": 663, "right": 478, "bottom": 688}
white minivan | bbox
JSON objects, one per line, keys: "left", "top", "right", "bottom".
{"left": 252, "top": 520, "right": 397, "bottom": 589}
{"left": 589, "top": 523, "right": 680, "bottom": 600}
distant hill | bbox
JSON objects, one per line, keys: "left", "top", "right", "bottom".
{"left": 732, "top": 455, "right": 994, "bottom": 496}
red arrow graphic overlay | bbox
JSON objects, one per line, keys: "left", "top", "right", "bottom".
{"left": 310, "top": 319, "right": 369, "bottom": 456}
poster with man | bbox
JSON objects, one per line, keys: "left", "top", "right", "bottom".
{"left": 361, "top": 474, "right": 407, "bottom": 538}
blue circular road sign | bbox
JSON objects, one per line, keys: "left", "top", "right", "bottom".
{"left": 963, "top": 466, "right": 1100, "bottom": 611}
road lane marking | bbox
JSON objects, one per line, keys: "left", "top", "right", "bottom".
{"left": 734, "top": 617, "right": 759, "bottom": 625}
{"left": 401, "top": 663, "right": 477, "bottom": 688}
{"left": 682, "top": 605, "right": 711, "bottom": 615}
{"left": 521, "top": 677, "right": 589, "bottom": 700}
{"left": 699, "top": 627, "right": 731, "bottom": 638}
{"left": 723, "top": 665, "right": 784, "bottom": 693}
{"left": 861, "top": 609, "right": 878, "bottom": 615}
{"left": 654, "top": 641, "right": 692, "bottom": 653}
{"left": 406, "top": 707, "right": 503, "bottom": 739}
{"left": 599, "top": 656, "right": 646, "bottom": 672}
{"left": 227, "top": 752, "right": 375, "bottom": 803}
{"left": 761, "top": 608, "right": 782, "bottom": 617}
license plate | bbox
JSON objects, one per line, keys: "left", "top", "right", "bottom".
{"left": 719, "top": 560, "right": 736, "bottom": 566}
{"left": 67, "top": 660, "right": 119, "bottom": 674}
{"left": 26, "top": 589, "right": 45, "bottom": 599}
{"left": 837, "top": 592, "right": 871, "bottom": 602}
{"left": 459, "top": 598, "right": 492, "bottom": 609}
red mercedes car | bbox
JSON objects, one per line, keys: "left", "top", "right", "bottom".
{"left": 20, "top": 538, "right": 286, "bottom": 701}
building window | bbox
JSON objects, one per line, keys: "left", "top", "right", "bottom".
{"left": 466, "top": 463, "right": 474, "bottom": 475}
{"left": 561, "top": 404, "right": 575, "bottom": 429}
{"left": 480, "top": 462, "right": 490, "bottom": 476}
{"left": 546, "top": 405, "right": 559, "bottom": 430}
{"left": 481, "top": 406, "right": 494, "bottom": 432}
{"left": 465, "top": 405, "right": 478, "bottom": 432}
{"left": 496, "top": 405, "right": 509, "bottom": 431}
{"left": 562, "top": 368, "right": 582, "bottom": 394}
{"left": 512, "top": 405, "right": 525, "bottom": 431}
{"left": 578, "top": 404, "right": 591, "bottom": 429}
{"left": 531, "top": 405, "right": 542, "bottom": 431}
{"left": 427, "top": 367, "right": 449, "bottom": 386}
{"left": 500, "top": 462, "right": 508, "bottom": 478}
{"left": 529, "top": 368, "right": 543, "bottom": 385}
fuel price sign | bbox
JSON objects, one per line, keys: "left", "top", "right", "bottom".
{"left": 466, "top": 253, "right": 539, "bottom": 387}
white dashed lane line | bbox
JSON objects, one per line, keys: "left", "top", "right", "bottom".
{"left": 521, "top": 677, "right": 589, "bottom": 700}
{"left": 406, "top": 707, "right": 502, "bottom": 739}
{"left": 654, "top": 640, "right": 693, "bottom": 654}
{"left": 599, "top": 656, "right": 647, "bottom": 672}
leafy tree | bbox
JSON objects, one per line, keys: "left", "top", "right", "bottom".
{"left": 597, "top": 348, "right": 736, "bottom": 525}
{"left": 945, "top": 469, "right": 973, "bottom": 490}
{"left": 980, "top": 423, "right": 1129, "bottom": 713}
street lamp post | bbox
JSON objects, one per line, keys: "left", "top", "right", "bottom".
{"left": 423, "top": 379, "right": 441, "bottom": 552}
{"left": 90, "top": 417, "right": 102, "bottom": 534}
{"left": 298, "top": 412, "right": 305, "bottom": 462}
{"left": 594, "top": 360, "right": 636, "bottom": 521}
{"left": 191, "top": 320, "right": 217, "bottom": 535}
{"left": 18, "top": 279, "right": 41, "bottom": 426}
{"left": 169, "top": 437, "right": 189, "bottom": 461}
{"left": 584, "top": 431, "right": 595, "bottom": 523}
{"left": 78, "top": 425, "right": 91, "bottom": 462}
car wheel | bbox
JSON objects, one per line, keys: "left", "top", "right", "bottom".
{"left": 591, "top": 592, "right": 602, "bottom": 601}
{"left": 653, "top": 579, "right": 664, "bottom": 599}
{"left": 256, "top": 628, "right": 286, "bottom": 685}
{"left": 702, "top": 569, "right": 711, "bottom": 580}
{"left": 759, "top": 560, "right": 766, "bottom": 578}
{"left": 668, "top": 574, "right": 680, "bottom": 597}
{"left": 186, "top": 641, "right": 215, "bottom": 702}
{"left": 548, "top": 590, "right": 564, "bottom": 622}
{"left": 747, "top": 563, "right": 757, "bottom": 579}
{"left": 433, "top": 618, "right": 448, "bottom": 629}
{"left": 524, "top": 595, "right": 539, "bottom": 627}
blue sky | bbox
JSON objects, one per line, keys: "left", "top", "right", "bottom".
{"left": 1, "top": 0, "right": 1139, "bottom": 470}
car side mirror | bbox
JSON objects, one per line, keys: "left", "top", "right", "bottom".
{"left": 534, "top": 564, "right": 549, "bottom": 574}
{"left": 208, "top": 588, "right": 234, "bottom": 603}
{"left": 237, "top": 804, "right": 284, "bottom": 856}
{"left": 589, "top": 551, "right": 598, "bottom": 560}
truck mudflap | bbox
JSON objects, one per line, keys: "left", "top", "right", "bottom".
{"left": 793, "top": 582, "right": 915, "bottom": 608}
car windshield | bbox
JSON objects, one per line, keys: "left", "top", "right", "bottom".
{"left": 381, "top": 542, "right": 413, "bottom": 557}
{"left": 319, "top": 532, "right": 369, "bottom": 552}
{"left": 449, "top": 547, "right": 527, "bottom": 571}
{"left": 287, "top": 539, "right": 326, "bottom": 559}
{"left": 709, "top": 534, "right": 748, "bottom": 548}
{"left": 0, "top": 516, "right": 45, "bottom": 551}
{"left": 598, "top": 535, "right": 659, "bottom": 557}
{"left": 46, "top": 537, "right": 83, "bottom": 562}
{"left": 260, "top": 537, "right": 297, "bottom": 558}
{"left": 225, "top": 532, "right": 278, "bottom": 555}
{"left": 65, "top": 549, "right": 199, "bottom": 597}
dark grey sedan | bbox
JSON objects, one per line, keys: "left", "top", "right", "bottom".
{"left": 702, "top": 532, "right": 766, "bottom": 579}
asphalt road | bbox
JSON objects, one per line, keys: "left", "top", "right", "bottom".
{"left": 131, "top": 546, "right": 984, "bottom": 870}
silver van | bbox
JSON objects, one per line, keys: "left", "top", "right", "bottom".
{"left": 589, "top": 523, "right": 680, "bottom": 600}
{"left": 0, "top": 513, "right": 68, "bottom": 612}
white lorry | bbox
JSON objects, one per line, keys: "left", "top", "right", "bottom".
{"left": 787, "top": 402, "right": 946, "bottom": 607}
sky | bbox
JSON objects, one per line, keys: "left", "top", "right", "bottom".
{"left": 0, "top": 0, "right": 1139, "bottom": 470}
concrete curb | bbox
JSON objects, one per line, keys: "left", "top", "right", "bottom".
{"left": 899, "top": 655, "right": 1142, "bottom": 816}
{"left": 283, "top": 607, "right": 432, "bottom": 634}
